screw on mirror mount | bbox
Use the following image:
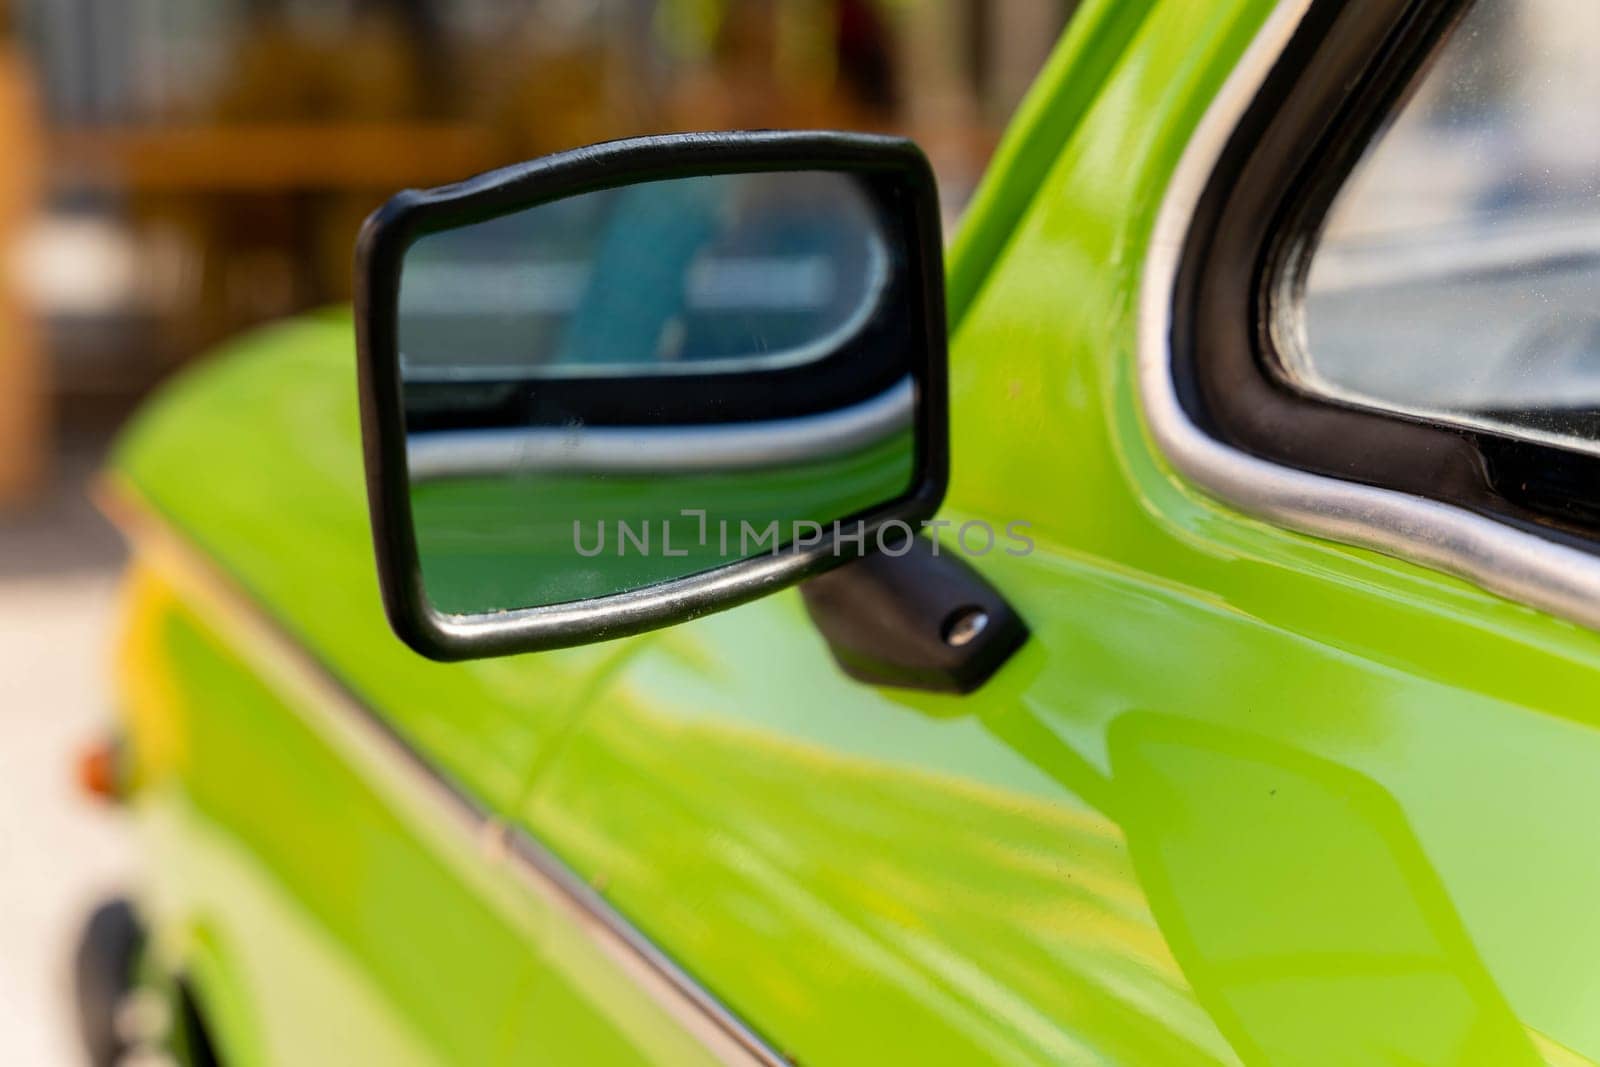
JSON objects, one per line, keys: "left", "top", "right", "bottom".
{"left": 799, "top": 535, "right": 1027, "bottom": 694}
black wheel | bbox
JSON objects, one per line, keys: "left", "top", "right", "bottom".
{"left": 73, "top": 897, "right": 144, "bottom": 1067}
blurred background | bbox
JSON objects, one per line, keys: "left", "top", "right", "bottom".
{"left": 0, "top": 0, "right": 1071, "bottom": 1062}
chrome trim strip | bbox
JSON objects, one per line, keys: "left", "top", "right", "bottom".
{"left": 98, "top": 480, "right": 788, "bottom": 1067}
{"left": 1137, "top": 0, "right": 1600, "bottom": 632}
{"left": 408, "top": 375, "right": 914, "bottom": 480}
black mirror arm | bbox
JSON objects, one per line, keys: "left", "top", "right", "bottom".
{"left": 799, "top": 535, "right": 1026, "bottom": 694}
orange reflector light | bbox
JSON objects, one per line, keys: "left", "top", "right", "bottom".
{"left": 77, "top": 740, "right": 123, "bottom": 803}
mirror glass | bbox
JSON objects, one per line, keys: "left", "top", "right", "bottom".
{"left": 396, "top": 170, "right": 919, "bottom": 617}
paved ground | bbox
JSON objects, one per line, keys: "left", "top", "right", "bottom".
{"left": 0, "top": 435, "right": 135, "bottom": 1066}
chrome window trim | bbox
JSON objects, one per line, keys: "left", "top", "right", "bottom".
{"left": 1137, "top": 0, "right": 1600, "bottom": 632}
{"left": 99, "top": 480, "right": 788, "bottom": 1067}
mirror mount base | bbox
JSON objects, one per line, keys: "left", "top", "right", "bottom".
{"left": 799, "top": 536, "right": 1026, "bottom": 694}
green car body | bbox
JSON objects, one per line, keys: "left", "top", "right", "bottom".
{"left": 103, "top": 0, "right": 1600, "bottom": 1063}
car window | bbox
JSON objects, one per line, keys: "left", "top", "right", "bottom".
{"left": 1291, "top": 0, "right": 1600, "bottom": 455}
{"left": 398, "top": 171, "right": 887, "bottom": 383}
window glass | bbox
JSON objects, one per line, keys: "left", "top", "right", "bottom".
{"left": 398, "top": 172, "right": 886, "bottom": 382}
{"left": 1294, "top": 0, "right": 1600, "bottom": 454}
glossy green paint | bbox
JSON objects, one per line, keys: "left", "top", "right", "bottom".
{"left": 116, "top": 564, "right": 725, "bottom": 1065}
{"left": 109, "top": 1, "right": 1600, "bottom": 1064}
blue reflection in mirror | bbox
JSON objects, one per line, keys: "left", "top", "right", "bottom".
{"left": 398, "top": 171, "right": 887, "bottom": 380}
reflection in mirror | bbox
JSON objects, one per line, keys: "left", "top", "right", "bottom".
{"left": 401, "top": 171, "right": 886, "bottom": 380}
{"left": 396, "top": 170, "right": 918, "bottom": 617}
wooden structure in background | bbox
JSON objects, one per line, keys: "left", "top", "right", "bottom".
{"left": 49, "top": 123, "right": 500, "bottom": 192}
{"left": 0, "top": 42, "right": 43, "bottom": 505}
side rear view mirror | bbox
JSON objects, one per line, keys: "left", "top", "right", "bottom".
{"left": 356, "top": 131, "right": 949, "bottom": 660}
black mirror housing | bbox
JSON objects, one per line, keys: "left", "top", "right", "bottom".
{"left": 355, "top": 131, "right": 949, "bottom": 660}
